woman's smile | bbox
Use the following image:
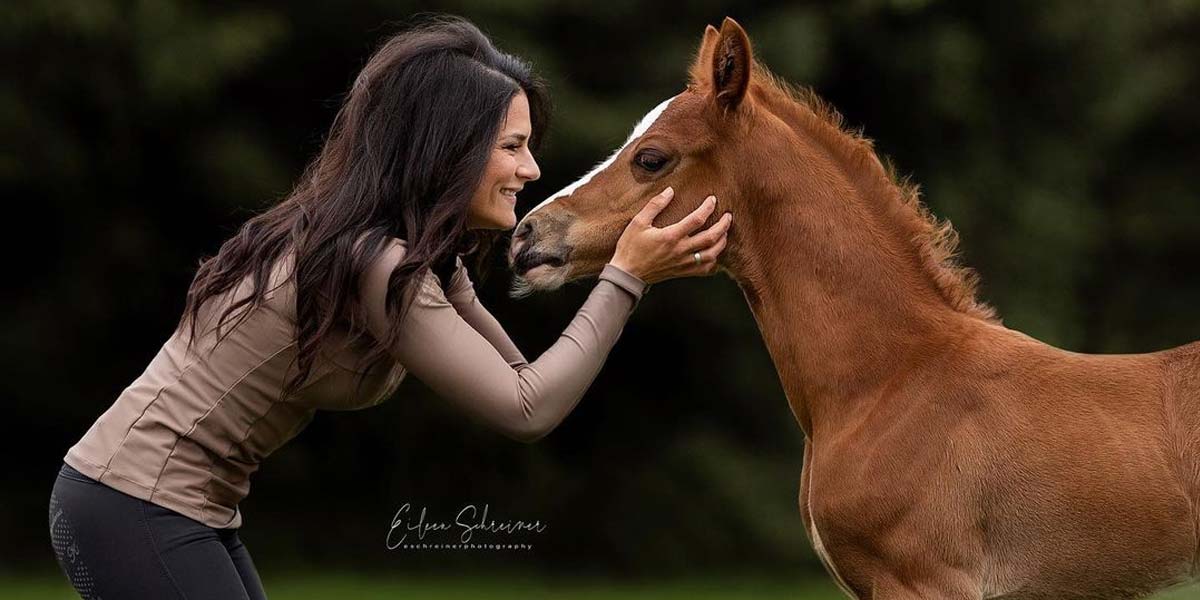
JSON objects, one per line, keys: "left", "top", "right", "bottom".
{"left": 500, "top": 186, "right": 521, "bottom": 204}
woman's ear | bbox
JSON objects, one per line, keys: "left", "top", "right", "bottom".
{"left": 712, "top": 17, "right": 752, "bottom": 113}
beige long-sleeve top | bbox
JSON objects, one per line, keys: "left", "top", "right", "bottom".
{"left": 64, "top": 239, "right": 645, "bottom": 529}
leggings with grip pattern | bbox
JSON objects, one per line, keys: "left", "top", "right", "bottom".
{"left": 49, "top": 463, "right": 268, "bottom": 600}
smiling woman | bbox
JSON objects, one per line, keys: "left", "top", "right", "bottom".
{"left": 467, "top": 92, "right": 542, "bottom": 230}
{"left": 48, "top": 14, "right": 730, "bottom": 600}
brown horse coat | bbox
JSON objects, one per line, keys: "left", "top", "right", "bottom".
{"left": 509, "top": 18, "right": 1200, "bottom": 599}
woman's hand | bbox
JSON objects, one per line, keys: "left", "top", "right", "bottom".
{"left": 609, "top": 187, "right": 732, "bottom": 284}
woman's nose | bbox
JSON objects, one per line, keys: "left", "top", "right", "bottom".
{"left": 518, "top": 155, "right": 540, "bottom": 182}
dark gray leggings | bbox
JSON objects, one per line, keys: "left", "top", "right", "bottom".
{"left": 49, "top": 463, "right": 268, "bottom": 599}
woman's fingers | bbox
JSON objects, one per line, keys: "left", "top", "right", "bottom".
{"left": 663, "top": 195, "right": 717, "bottom": 238}
{"left": 674, "top": 211, "right": 730, "bottom": 277}
{"left": 632, "top": 187, "right": 675, "bottom": 228}
{"left": 683, "top": 212, "right": 732, "bottom": 252}
{"left": 676, "top": 237, "right": 726, "bottom": 275}
{"left": 690, "top": 233, "right": 728, "bottom": 274}
{"left": 611, "top": 190, "right": 729, "bottom": 283}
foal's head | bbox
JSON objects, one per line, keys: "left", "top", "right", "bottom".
{"left": 509, "top": 18, "right": 766, "bottom": 291}
{"left": 509, "top": 18, "right": 992, "bottom": 322}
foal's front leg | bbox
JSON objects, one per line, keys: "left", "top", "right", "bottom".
{"left": 826, "top": 534, "right": 984, "bottom": 599}
{"left": 861, "top": 570, "right": 981, "bottom": 600}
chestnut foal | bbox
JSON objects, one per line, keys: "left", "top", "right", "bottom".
{"left": 510, "top": 18, "right": 1200, "bottom": 600}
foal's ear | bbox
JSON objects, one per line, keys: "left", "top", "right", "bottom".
{"left": 689, "top": 25, "right": 721, "bottom": 87}
{"left": 712, "top": 17, "right": 752, "bottom": 113}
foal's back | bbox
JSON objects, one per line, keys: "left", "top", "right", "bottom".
{"left": 963, "top": 326, "right": 1200, "bottom": 597}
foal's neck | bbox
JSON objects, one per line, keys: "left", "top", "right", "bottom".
{"left": 726, "top": 169, "right": 971, "bottom": 437}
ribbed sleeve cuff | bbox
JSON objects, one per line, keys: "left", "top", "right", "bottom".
{"left": 598, "top": 264, "right": 648, "bottom": 301}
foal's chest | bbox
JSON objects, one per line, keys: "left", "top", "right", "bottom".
{"left": 806, "top": 509, "right": 858, "bottom": 598}
{"left": 803, "top": 453, "right": 863, "bottom": 599}
{"left": 801, "top": 436, "right": 947, "bottom": 599}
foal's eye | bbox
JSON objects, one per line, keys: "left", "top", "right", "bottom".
{"left": 634, "top": 149, "right": 669, "bottom": 173}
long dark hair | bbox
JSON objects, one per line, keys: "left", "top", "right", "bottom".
{"left": 177, "top": 16, "right": 549, "bottom": 399}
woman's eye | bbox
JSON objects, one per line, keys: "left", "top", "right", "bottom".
{"left": 634, "top": 150, "right": 669, "bottom": 172}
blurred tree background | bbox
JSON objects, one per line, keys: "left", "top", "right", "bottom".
{"left": 2, "top": 0, "right": 1199, "bottom": 586}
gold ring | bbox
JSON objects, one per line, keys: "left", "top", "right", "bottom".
{"left": 693, "top": 252, "right": 702, "bottom": 265}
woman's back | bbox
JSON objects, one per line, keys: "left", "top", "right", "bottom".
{"left": 63, "top": 247, "right": 409, "bottom": 529}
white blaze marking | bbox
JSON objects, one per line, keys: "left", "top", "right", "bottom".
{"left": 520, "top": 95, "right": 679, "bottom": 222}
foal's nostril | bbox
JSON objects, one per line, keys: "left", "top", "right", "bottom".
{"left": 509, "top": 221, "right": 533, "bottom": 265}
{"left": 508, "top": 239, "right": 527, "bottom": 265}
{"left": 514, "top": 220, "right": 534, "bottom": 241}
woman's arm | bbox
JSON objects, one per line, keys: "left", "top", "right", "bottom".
{"left": 442, "top": 259, "right": 529, "bottom": 368}
{"left": 363, "top": 240, "right": 645, "bottom": 443}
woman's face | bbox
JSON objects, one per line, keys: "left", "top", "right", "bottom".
{"left": 467, "top": 92, "right": 541, "bottom": 230}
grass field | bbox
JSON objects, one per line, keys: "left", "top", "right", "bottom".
{"left": 3, "top": 573, "right": 1198, "bottom": 599}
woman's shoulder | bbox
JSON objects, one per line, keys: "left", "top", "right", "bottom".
{"left": 358, "top": 236, "right": 455, "bottom": 303}
{"left": 363, "top": 236, "right": 422, "bottom": 282}
{"left": 362, "top": 235, "right": 467, "bottom": 290}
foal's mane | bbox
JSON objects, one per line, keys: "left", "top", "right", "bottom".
{"left": 749, "top": 67, "right": 999, "bottom": 323}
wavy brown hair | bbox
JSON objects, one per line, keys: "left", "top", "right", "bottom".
{"left": 177, "top": 16, "right": 549, "bottom": 399}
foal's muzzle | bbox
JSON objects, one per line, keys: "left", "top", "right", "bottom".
{"left": 508, "top": 213, "right": 571, "bottom": 277}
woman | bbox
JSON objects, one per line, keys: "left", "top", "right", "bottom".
{"left": 48, "top": 16, "right": 731, "bottom": 600}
